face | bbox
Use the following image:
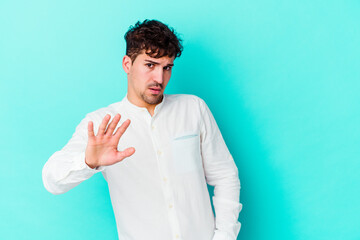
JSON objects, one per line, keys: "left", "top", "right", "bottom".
{"left": 123, "top": 51, "right": 175, "bottom": 108}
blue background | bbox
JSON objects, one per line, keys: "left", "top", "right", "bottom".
{"left": 1, "top": 0, "right": 359, "bottom": 239}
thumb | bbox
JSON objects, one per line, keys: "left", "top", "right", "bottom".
{"left": 116, "top": 147, "right": 136, "bottom": 161}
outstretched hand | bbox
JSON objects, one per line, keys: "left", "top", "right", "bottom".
{"left": 85, "top": 113, "right": 135, "bottom": 169}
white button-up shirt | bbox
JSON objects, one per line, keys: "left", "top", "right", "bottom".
{"left": 42, "top": 94, "right": 242, "bottom": 240}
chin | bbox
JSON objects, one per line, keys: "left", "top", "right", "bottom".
{"left": 140, "top": 92, "right": 163, "bottom": 105}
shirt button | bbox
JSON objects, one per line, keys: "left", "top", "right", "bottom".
{"left": 151, "top": 125, "right": 155, "bottom": 130}
{"left": 169, "top": 204, "right": 173, "bottom": 209}
{"left": 163, "top": 177, "right": 167, "bottom": 182}
{"left": 157, "top": 150, "right": 162, "bottom": 155}
{"left": 175, "top": 234, "right": 179, "bottom": 238}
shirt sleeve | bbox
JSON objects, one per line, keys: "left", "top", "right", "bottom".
{"left": 198, "top": 98, "right": 242, "bottom": 240}
{"left": 42, "top": 114, "right": 105, "bottom": 195}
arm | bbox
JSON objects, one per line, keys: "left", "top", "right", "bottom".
{"left": 199, "top": 99, "right": 242, "bottom": 240}
{"left": 42, "top": 113, "right": 135, "bottom": 195}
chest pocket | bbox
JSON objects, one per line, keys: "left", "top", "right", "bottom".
{"left": 171, "top": 133, "right": 202, "bottom": 174}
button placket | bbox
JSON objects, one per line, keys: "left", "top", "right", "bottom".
{"left": 149, "top": 118, "right": 182, "bottom": 239}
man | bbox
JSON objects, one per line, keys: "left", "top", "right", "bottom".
{"left": 42, "top": 19, "right": 242, "bottom": 240}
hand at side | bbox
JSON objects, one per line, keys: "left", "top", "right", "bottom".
{"left": 85, "top": 113, "right": 135, "bottom": 169}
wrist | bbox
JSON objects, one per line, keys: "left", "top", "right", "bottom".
{"left": 85, "top": 157, "right": 99, "bottom": 169}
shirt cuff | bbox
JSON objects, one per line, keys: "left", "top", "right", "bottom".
{"left": 76, "top": 152, "right": 106, "bottom": 173}
{"left": 212, "top": 230, "right": 236, "bottom": 240}
{"left": 213, "top": 196, "right": 242, "bottom": 239}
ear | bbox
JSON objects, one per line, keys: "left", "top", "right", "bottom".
{"left": 122, "top": 55, "right": 132, "bottom": 74}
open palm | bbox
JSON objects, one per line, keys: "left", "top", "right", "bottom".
{"left": 85, "top": 113, "right": 135, "bottom": 169}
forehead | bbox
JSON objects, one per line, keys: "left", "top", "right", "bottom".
{"left": 135, "top": 52, "right": 175, "bottom": 64}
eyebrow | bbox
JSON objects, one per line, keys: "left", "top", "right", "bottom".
{"left": 144, "top": 60, "right": 174, "bottom": 67}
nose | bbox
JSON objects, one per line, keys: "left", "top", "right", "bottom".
{"left": 153, "top": 68, "right": 164, "bottom": 85}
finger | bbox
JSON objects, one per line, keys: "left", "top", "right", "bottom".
{"left": 87, "top": 121, "right": 95, "bottom": 139}
{"left": 116, "top": 147, "right": 136, "bottom": 161}
{"left": 105, "top": 113, "right": 121, "bottom": 136}
{"left": 98, "top": 114, "right": 111, "bottom": 136}
{"left": 113, "top": 119, "right": 131, "bottom": 141}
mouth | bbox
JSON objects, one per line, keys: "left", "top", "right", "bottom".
{"left": 148, "top": 87, "right": 161, "bottom": 95}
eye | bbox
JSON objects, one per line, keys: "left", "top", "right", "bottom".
{"left": 164, "top": 66, "right": 172, "bottom": 71}
{"left": 146, "top": 63, "right": 154, "bottom": 68}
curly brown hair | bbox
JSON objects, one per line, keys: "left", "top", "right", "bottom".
{"left": 124, "top": 19, "right": 183, "bottom": 62}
